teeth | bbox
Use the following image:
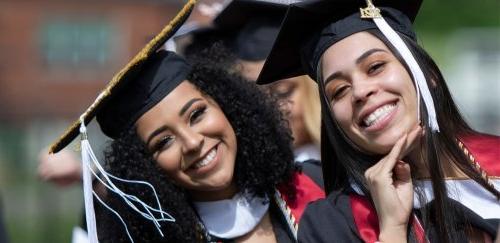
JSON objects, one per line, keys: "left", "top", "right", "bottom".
{"left": 192, "top": 148, "right": 216, "bottom": 169}
{"left": 363, "top": 103, "right": 396, "bottom": 127}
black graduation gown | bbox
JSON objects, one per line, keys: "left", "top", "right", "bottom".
{"left": 298, "top": 188, "right": 499, "bottom": 243}
{"left": 299, "top": 134, "right": 500, "bottom": 243}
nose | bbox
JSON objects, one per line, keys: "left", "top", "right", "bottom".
{"left": 352, "top": 77, "right": 378, "bottom": 105}
{"left": 180, "top": 128, "right": 204, "bottom": 154}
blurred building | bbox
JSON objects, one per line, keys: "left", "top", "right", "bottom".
{"left": 0, "top": 0, "right": 226, "bottom": 158}
{"left": 0, "top": 0, "right": 187, "bottom": 122}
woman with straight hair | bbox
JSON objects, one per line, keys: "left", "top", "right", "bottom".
{"left": 257, "top": 0, "right": 499, "bottom": 242}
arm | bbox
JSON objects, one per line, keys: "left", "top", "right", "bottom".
{"left": 364, "top": 126, "right": 422, "bottom": 243}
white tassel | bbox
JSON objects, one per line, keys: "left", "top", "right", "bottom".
{"left": 78, "top": 117, "right": 175, "bottom": 243}
{"left": 79, "top": 119, "right": 99, "bottom": 243}
{"left": 372, "top": 17, "right": 440, "bottom": 132}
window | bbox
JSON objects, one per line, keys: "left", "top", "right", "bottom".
{"left": 40, "top": 19, "right": 112, "bottom": 69}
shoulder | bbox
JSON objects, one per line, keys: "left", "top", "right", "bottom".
{"left": 460, "top": 133, "right": 500, "bottom": 151}
{"left": 292, "top": 160, "right": 325, "bottom": 205}
{"left": 277, "top": 163, "right": 325, "bottom": 222}
{"left": 297, "top": 159, "right": 323, "bottom": 189}
{"left": 298, "top": 191, "right": 361, "bottom": 243}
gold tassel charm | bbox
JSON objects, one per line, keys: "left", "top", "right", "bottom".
{"left": 360, "top": 0, "right": 381, "bottom": 18}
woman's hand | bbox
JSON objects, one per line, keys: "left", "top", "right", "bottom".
{"left": 364, "top": 126, "right": 422, "bottom": 243}
{"left": 38, "top": 148, "right": 83, "bottom": 187}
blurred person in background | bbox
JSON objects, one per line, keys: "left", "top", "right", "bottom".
{"left": 266, "top": 76, "right": 321, "bottom": 162}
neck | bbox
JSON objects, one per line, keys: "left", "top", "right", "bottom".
{"left": 235, "top": 211, "right": 277, "bottom": 243}
{"left": 407, "top": 137, "right": 468, "bottom": 180}
{"left": 406, "top": 143, "right": 428, "bottom": 178}
{"left": 189, "top": 183, "right": 239, "bottom": 202}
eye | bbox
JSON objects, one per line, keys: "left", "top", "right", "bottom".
{"left": 189, "top": 105, "right": 207, "bottom": 125}
{"left": 152, "top": 135, "right": 174, "bottom": 153}
{"left": 367, "top": 62, "right": 385, "bottom": 75}
{"left": 326, "top": 79, "right": 351, "bottom": 102}
{"left": 331, "top": 85, "right": 351, "bottom": 101}
{"left": 272, "top": 84, "right": 296, "bottom": 100}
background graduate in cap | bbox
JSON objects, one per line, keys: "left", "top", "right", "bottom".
{"left": 49, "top": 0, "right": 324, "bottom": 242}
{"left": 257, "top": 0, "right": 500, "bottom": 242}
{"left": 183, "top": 0, "right": 323, "bottom": 163}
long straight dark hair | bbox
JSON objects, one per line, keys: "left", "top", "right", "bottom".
{"left": 318, "top": 29, "right": 499, "bottom": 243}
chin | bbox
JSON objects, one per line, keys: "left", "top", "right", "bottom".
{"left": 369, "top": 143, "right": 393, "bottom": 155}
{"left": 206, "top": 172, "right": 234, "bottom": 191}
{"left": 364, "top": 132, "right": 404, "bottom": 155}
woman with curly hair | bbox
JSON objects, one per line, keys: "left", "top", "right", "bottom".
{"left": 88, "top": 47, "right": 324, "bottom": 242}
{"left": 50, "top": 46, "right": 324, "bottom": 242}
{"left": 46, "top": 2, "right": 323, "bottom": 242}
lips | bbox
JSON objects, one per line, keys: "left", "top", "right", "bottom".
{"left": 185, "top": 144, "right": 219, "bottom": 173}
{"left": 191, "top": 148, "right": 216, "bottom": 169}
{"left": 358, "top": 101, "right": 398, "bottom": 128}
{"left": 362, "top": 103, "right": 396, "bottom": 127}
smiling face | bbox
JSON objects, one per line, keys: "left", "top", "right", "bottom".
{"left": 135, "top": 81, "right": 238, "bottom": 201}
{"left": 321, "top": 31, "right": 418, "bottom": 154}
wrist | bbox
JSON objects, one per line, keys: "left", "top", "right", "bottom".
{"left": 378, "top": 226, "right": 407, "bottom": 243}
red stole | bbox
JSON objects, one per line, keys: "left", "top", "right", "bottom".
{"left": 277, "top": 171, "right": 325, "bottom": 221}
{"left": 348, "top": 134, "right": 500, "bottom": 242}
{"left": 459, "top": 134, "right": 500, "bottom": 176}
{"left": 349, "top": 194, "right": 426, "bottom": 243}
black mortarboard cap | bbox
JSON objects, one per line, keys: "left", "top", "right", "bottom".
{"left": 97, "top": 51, "right": 190, "bottom": 139}
{"left": 257, "top": 0, "right": 422, "bottom": 84}
{"left": 49, "top": 0, "right": 196, "bottom": 153}
{"left": 210, "top": 0, "right": 300, "bottom": 61}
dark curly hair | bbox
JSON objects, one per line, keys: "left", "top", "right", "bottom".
{"left": 95, "top": 44, "right": 296, "bottom": 242}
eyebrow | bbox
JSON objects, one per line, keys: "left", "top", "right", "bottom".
{"left": 179, "top": 98, "right": 202, "bottom": 116}
{"left": 146, "top": 125, "right": 167, "bottom": 148}
{"left": 355, "top": 48, "right": 387, "bottom": 64}
{"left": 146, "top": 98, "right": 202, "bottom": 147}
{"left": 323, "top": 48, "right": 387, "bottom": 85}
{"left": 323, "top": 71, "right": 343, "bottom": 86}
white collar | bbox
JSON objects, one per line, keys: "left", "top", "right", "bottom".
{"left": 413, "top": 179, "right": 500, "bottom": 219}
{"left": 193, "top": 192, "right": 269, "bottom": 239}
{"left": 294, "top": 144, "right": 320, "bottom": 162}
{"left": 350, "top": 179, "right": 500, "bottom": 219}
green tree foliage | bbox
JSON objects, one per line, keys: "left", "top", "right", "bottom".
{"left": 415, "top": 0, "right": 500, "bottom": 33}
